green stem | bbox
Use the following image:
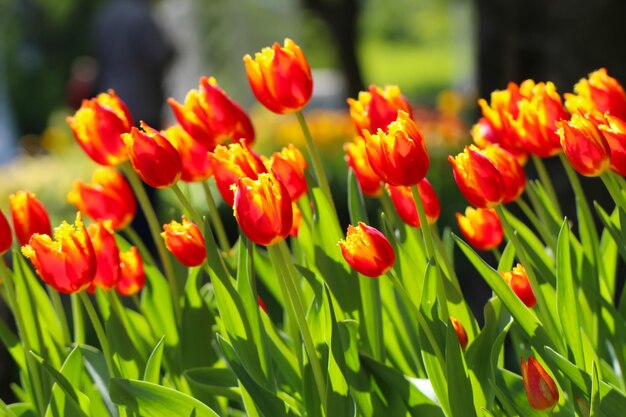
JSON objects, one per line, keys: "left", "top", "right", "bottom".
{"left": 295, "top": 110, "right": 337, "bottom": 216}
{"left": 515, "top": 198, "right": 556, "bottom": 251}
{"left": 121, "top": 163, "right": 181, "bottom": 321}
{"left": 71, "top": 293, "right": 84, "bottom": 344}
{"left": 201, "top": 181, "right": 230, "bottom": 253}
{"left": 491, "top": 248, "right": 502, "bottom": 264}
{"left": 532, "top": 155, "right": 563, "bottom": 219}
{"left": 106, "top": 291, "right": 148, "bottom": 357}
{"left": 48, "top": 287, "right": 71, "bottom": 345}
{"left": 79, "top": 292, "right": 116, "bottom": 376}
{"left": 171, "top": 182, "right": 204, "bottom": 228}
{"left": 123, "top": 226, "right": 157, "bottom": 267}
{"left": 601, "top": 173, "right": 626, "bottom": 213}
{"left": 0, "top": 258, "right": 46, "bottom": 416}
{"left": 269, "top": 242, "right": 327, "bottom": 413}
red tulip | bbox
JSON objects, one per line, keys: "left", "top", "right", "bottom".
{"left": 266, "top": 144, "right": 308, "bottom": 201}
{"left": 386, "top": 179, "right": 440, "bottom": 228}
{"left": 565, "top": 68, "right": 626, "bottom": 121}
{"left": 0, "top": 210, "right": 12, "bottom": 255}
{"left": 501, "top": 263, "right": 536, "bottom": 307}
{"left": 348, "top": 85, "right": 413, "bottom": 135}
{"left": 449, "top": 145, "right": 506, "bottom": 208}
{"left": 456, "top": 207, "right": 503, "bottom": 251}
{"left": 9, "top": 191, "right": 52, "bottom": 246}
{"left": 162, "top": 216, "right": 207, "bottom": 267}
{"left": 339, "top": 222, "right": 395, "bottom": 278}
{"left": 599, "top": 114, "right": 626, "bottom": 176}
{"left": 344, "top": 137, "right": 382, "bottom": 197}
{"left": 87, "top": 221, "right": 121, "bottom": 293}
{"left": 162, "top": 124, "right": 213, "bottom": 183}
{"left": 478, "top": 144, "right": 526, "bottom": 203}
{"left": 521, "top": 356, "right": 559, "bottom": 411}
{"left": 117, "top": 247, "right": 145, "bottom": 296}
{"left": 557, "top": 113, "right": 611, "bottom": 177}
{"left": 450, "top": 316, "right": 468, "bottom": 350}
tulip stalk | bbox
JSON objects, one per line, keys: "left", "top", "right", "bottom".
{"left": 123, "top": 226, "right": 157, "bottom": 266}
{"left": 532, "top": 155, "right": 563, "bottom": 219}
{"left": 79, "top": 292, "right": 116, "bottom": 376}
{"left": 201, "top": 180, "right": 231, "bottom": 253}
{"left": 71, "top": 293, "right": 84, "bottom": 344}
{"left": 47, "top": 286, "right": 71, "bottom": 344}
{"left": 171, "top": 182, "right": 204, "bottom": 228}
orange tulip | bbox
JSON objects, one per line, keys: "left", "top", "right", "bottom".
{"left": 449, "top": 145, "right": 506, "bottom": 208}
{"left": 9, "top": 191, "right": 52, "bottom": 246}
{"left": 68, "top": 167, "right": 136, "bottom": 230}
{"left": 266, "top": 144, "right": 308, "bottom": 201}
{"left": 207, "top": 139, "right": 267, "bottom": 206}
{"left": 244, "top": 38, "right": 313, "bottom": 114}
{"left": 117, "top": 247, "right": 145, "bottom": 296}
{"left": 86, "top": 221, "right": 121, "bottom": 293}
{"left": 478, "top": 144, "right": 526, "bottom": 203}
{"left": 0, "top": 210, "right": 12, "bottom": 255}
{"left": 348, "top": 85, "right": 413, "bottom": 135}
{"left": 363, "top": 110, "right": 430, "bottom": 186}
{"left": 599, "top": 114, "right": 626, "bottom": 177}
{"left": 339, "top": 222, "right": 395, "bottom": 278}
{"left": 557, "top": 113, "right": 611, "bottom": 177}
{"left": 233, "top": 173, "right": 293, "bottom": 246}
{"left": 168, "top": 76, "right": 254, "bottom": 147}
{"left": 344, "top": 137, "right": 382, "bottom": 197}
{"left": 162, "top": 216, "right": 207, "bottom": 267}
{"left": 21, "top": 213, "right": 96, "bottom": 294}
{"left": 386, "top": 179, "right": 440, "bottom": 228}
{"left": 450, "top": 316, "right": 468, "bottom": 350}
{"left": 501, "top": 263, "right": 536, "bottom": 307}
{"left": 521, "top": 356, "right": 559, "bottom": 411}
{"left": 565, "top": 68, "right": 626, "bottom": 121}
{"left": 456, "top": 207, "right": 503, "bottom": 251}
{"left": 66, "top": 90, "right": 132, "bottom": 165}
{"left": 289, "top": 202, "right": 302, "bottom": 237}
{"left": 162, "top": 124, "right": 213, "bottom": 182}
{"left": 122, "top": 121, "right": 182, "bottom": 188}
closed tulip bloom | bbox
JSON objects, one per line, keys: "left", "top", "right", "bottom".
{"left": 162, "top": 217, "right": 207, "bottom": 267}
{"left": 87, "top": 221, "right": 121, "bottom": 293}
{"left": 162, "top": 124, "right": 213, "bottom": 182}
{"left": 456, "top": 207, "right": 503, "bottom": 251}
{"left": 521, "top": 356, "right": 559, "bottom": 411}
{"left": 244, "top": 38, "right": 312, "bottom": 114}
{"left": 501, "top": 263, "right": 536, "bottom": 307}
{"left": 233, "top": 173, "right": 293, "bottom": 246}
{"left": 122, "top": 121, "right": 182, "bottom": 188}
{"left": 9, "top": 191, "right": 52, "bottom": 246}
{"left": 348, "top": 85, "right": 413, "bottom": 135}
{"left": 450, "top": 316, "right": 468, "bottom": 350}
{"left": 68, "top": 167, "right": 136, "bottom": 230}
{"left": 0, "top": 210, "right": 12, "bottom": 255}
{"left": 289, "top": 202, "right": 302, "bottom": 237}
{"left": 339, "top": 222, "right": 395, "bottom": 278}
{"left": 386, "top": 179, "right": 440, "bottom": 228}
{"left": 267, "top": 144, "right": 308, "bottom": 201}
{"left": 208, "top": 139, "right": 267, "bottom": 206}
{"left": 478, "top": 144, "right": 526, "bottom": 203}
{"left": 449, "top": 145, "right": 506, "bottom": 208}
{"left": 117, "top": 247, "right": 145, "bottom": 296}
{"left": 168, "top": 77, "right": 254, "bottom": 147}
{"left": 21, "top": 213, "right": 96, "bottom": 294}
{"left": 557, "top": 113, "right": 611, "bottom": 177}
{"left": 344, "top": 137, "right": 382, "bottom": 197}
{"left": 363, "top": 110, "right": 430, "bottom": 186}
{"left": 565, "top": 68, "right": 626, "bottom": 120}
{"left": 66, "top": 90, "right": 133, "bottom": 165}
{"left": 599, "top": 114, "right": 626, "bottom": 176}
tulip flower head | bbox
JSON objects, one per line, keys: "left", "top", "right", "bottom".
{"left": 68, "top": 167, "right": 137, "bottom": 230}
{"left": 0, "top": 210, "right": 12, "bottom": 255}
{"left": 244, "top": 38, "right": 313, "bottom": 114}
{"left": 501, "top": 263, "right": 536, "bottom": 307}
{"left": 386, "top": 179, "right": 440, "bottom": 228}
{"left": 67, "top": 89, "right": 132, "bottom": 165}
{"left": 449, "top": 145, "right": 506, "bottom": 208}
{"left": 9, "top": 191, "right": 52, "bottom": 246}
{"left": 233, "top": 173, "right": 293, "bottom": 246}
{"left": 162, "top": 124, "right": 213, "bottom": 182}
{"left": 117, "top": 247, "right": 145, "bottom": 296}
{"left": 456, "top": 207, "right": 503, "bottom": 251}
{"left": 122, "top": 121, "right": 183, "bottom": 188}
{"left": 363, "top": 110, "right": 430, "bottom": 186}
{"left": 348, "top": 85, "right": 413, "bottom": 135}
{"left": 565, "top": 68, "right": 626, "bottom": 120}
{"left": 21, "top": 213, "right": 96, "bottom": 294}
{"left": 208, "top": 139, "right": 267, "bottom": 206}
{"left": 450, "top": 316, "right": 468, "bottom": 350}
{"left": 289, "top": 202, "right": 302, "bottom": 237}
{"left": 87, "top": 221, "right": 121, "bottom": 293}
{"left": 339, "top": 222, "right": 395, "bottom": 278}
{"left": 162, "top": 217, "right": 207, "bottom": 267}
{"left": 557, "top": 113, "right": 611, "bottom": 177}
{"left": 266, "top": 144, "right": 308, "bottom": 201}
{"left": 344, "top": 137, "right": 382, "bottom": 197}
{"left": 478, "top": 144, "right": 526, "bottom": 203}
{"left": 598, "top": 114, "right": 626, "bottom": 177}
{"left": 168, "top": 76, "right": 254, "bottom": 147}
{"left": 521, "top": 356, "right": 559, "bottom": 411}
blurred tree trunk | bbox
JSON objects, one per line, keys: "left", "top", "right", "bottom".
{"left": 301, "top": 0, "right": 365, "bottom": 99}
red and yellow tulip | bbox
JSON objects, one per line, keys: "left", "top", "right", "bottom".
{"left": 456, "top": 207, "right": 503, "bottom": 251}
{"left": 0, "top": 210, "right": 12, "bottom": 255}
{"left": 162, "top": 124, "right": 213, "bottom": 183}
{"left": 478, "top": 144, "right": 526, "bottom": 203}
{"left": 87, "top": 221, "right": 121, "bottom": 293}
{"left": 449, "top": 145, "right": 506, "bottom": 208}
{"left": 599, "top": 114, "right": 626, "bottom": 177}
{"left": 162, "top": 217, "right": 207, "bottom": 267}
{"left": 9, "top": 191, "right": 52, "bottom": 247}
{"left": 348, "top": 85, "right": 413, "bottom": 135}
{"left": 339, "top": 222, "right": 395, "bottom": 278}
{"left": 557, "top": 112, "right": 611, "bottom": 177}
{"left": 117, "top": 247, "right": 145, "bottom": 296}
{"left": 386, "top": 179, "right": 440, "bottom": 228}
{"left": 501, "top": 263, "right": 536, "bottom": 307}
{"left": 565, "top": 68, "right": 626, "bottom": 121}
{"left": 266, "top": 144, "right": 308, "bottom": 201}
{"left": 521, "top": 356, "right": 559, "bottom": 411}
{"left": 344, "top": 137, "right": 382, "bottom": 197}
{"left": 450, "top": 316, "right": 468, "bottom": 350}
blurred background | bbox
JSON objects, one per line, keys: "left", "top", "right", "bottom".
{"left": 1, "top": 0, "right": 626, "bottom": 399}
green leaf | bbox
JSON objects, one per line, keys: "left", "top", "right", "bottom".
{"left": 110, "top": 378, "right": 220, "bottom": 417}
{"left": 141, "top": 264, "right": 179, "bottom": 348}
{"left": 446, "top": 319, "right": 478, "bottom": 417}
{"left": 6, "top": 403, "right": 36, "bottom": 417}
{"left": 0, "top": 317, "right": 26, "bottom": 371}
{"left": 184, "top": 367, "right": 241, "bottom": 401}
{"left": 143, "top": 336, "right": 165, "bottom": 383}
{"left": 590, "top": 362, "right": 601, "bottom": 417}
{"left": 43, "top": 347, "right": 90, "bottom": 417}
{"left": 78, "top": 345, "right": 116, "bottom": 416}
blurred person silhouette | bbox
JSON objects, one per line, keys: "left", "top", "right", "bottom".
{"left": 92, "top": 0, "right": 175, "bottom": 254}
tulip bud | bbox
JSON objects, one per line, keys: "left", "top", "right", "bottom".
{"left": 501, "top": 263, "right": 536, "bottom": 307}
{"left": 244, "top": 38, "right": 313, "bottom": 114}
{"left": 0, "top": 210, "right": 12, "bottom": 255}
{"left": 9, "top": 191, "right": 52, "bottom": 246}
{"left": 87, "top": 221, "right": 121, "bottom": 293}
{"left": 557, "top": 113, "right": 611, "bottom": 177}
{"left": 456, "top": 207, "right": 503, "bottom": 251}
{"left": 449, "top": 145, "right": 506, "bottom": 208}
{"left": 521, "top": 356, "right": 559, "bottom": 411}
{"left": 450, "top": 316, "right": 468, "bottom": 350}
{"left": 344, "top": 137, "right": 382, "bottom": 197}
{"left": 348, "top": 85, "right": 413, "bottom": 135}
{"left": 339, "top": 222, "right": 395, "bottom": 278}
{"left": 117, "top": 247, "right": 145, "bottom": 296}
{"left": 386, "top": 179, "right": 440, "bottom": 228}
{"left": 162, "top": 216, "right": 207, "bottom": 267}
